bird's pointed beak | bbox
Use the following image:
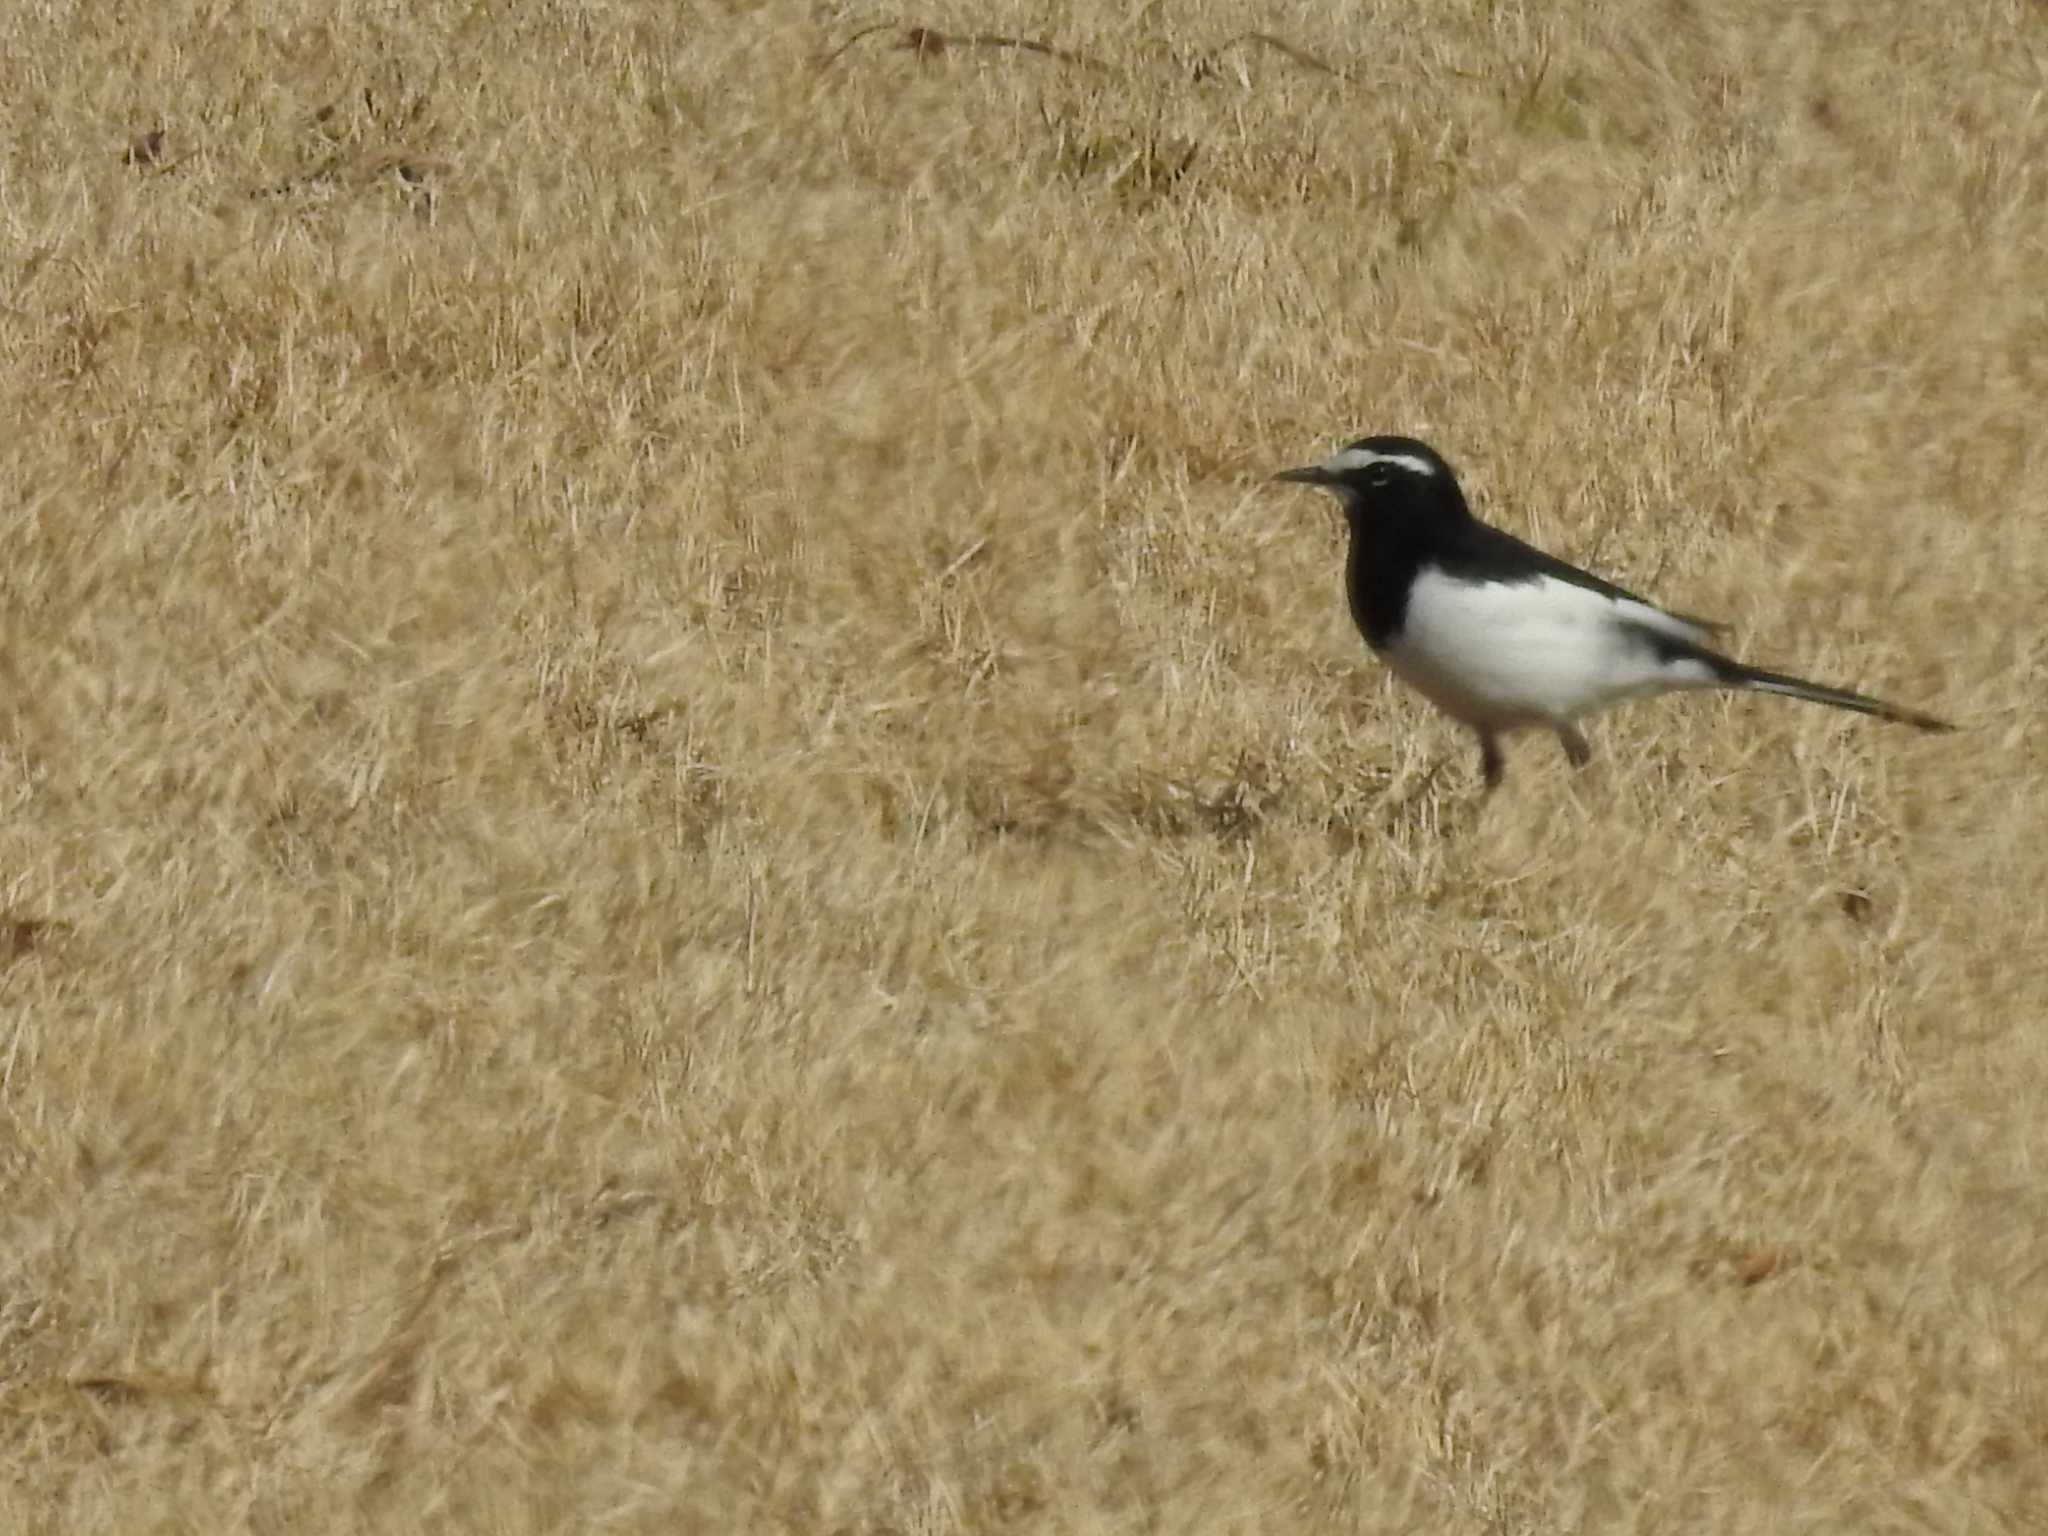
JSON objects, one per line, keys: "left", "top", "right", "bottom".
{"left": 1271, "top": 465, "right": 1337, "bottom": 487}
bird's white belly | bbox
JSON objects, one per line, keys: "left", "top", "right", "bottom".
{"left": 1383, "top": 569, "right": 1715, "bottom": 729}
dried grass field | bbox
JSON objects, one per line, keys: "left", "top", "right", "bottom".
{"left": 3, "top": 0, "right": 2046, "bottom": 1529}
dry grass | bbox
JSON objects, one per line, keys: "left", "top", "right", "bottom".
{"left": 1, "top": 0, "right": 2045, "bottom": 1529}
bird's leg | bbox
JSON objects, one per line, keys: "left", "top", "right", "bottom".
{"left": 1556, "top": 725, "right": 1592, "bottom": 770}
{"left": 1477, "top": 730, "right": 1505, "bottom": 791}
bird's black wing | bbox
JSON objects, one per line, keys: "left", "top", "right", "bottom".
{"left": 1451, "top": 518, "right": 1728, "bottom": 636}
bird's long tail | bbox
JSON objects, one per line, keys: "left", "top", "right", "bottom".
{"left": 1723, "top": 662, "right": 1953, "bottom": 733}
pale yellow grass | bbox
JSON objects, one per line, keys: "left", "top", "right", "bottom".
{"left": 0, "top": 0, "right": 2044, "bottom": 1529}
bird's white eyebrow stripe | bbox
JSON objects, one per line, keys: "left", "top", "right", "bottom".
{"left": 1324, "top": 447, "right": 1438, "bottom": 477}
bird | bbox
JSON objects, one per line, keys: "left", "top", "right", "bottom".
{"left": 1271, "top": 434, "right": 1952, "bottom": 789}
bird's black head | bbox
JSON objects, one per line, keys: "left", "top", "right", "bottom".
{"left": 1271, "top": 435, "right": 1472, "bottom": 525}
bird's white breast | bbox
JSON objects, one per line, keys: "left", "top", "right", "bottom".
{"left": 1383, "top": 569, "right": 1717, "bottom": 729}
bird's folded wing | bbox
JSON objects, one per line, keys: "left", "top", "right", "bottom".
{"left": 1470, "top": 523, "right": 1729, "bottom": 641}
{"left": 1610, "top": 598, "right": 1727, "bottom": 661}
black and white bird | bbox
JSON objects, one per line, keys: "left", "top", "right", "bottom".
{"left": 1272, "top": 435, "right": 1952, "bottom": 788}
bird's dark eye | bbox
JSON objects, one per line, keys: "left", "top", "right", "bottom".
{"left": 1363, "top": 463, "right": 1394, "bottom": 487}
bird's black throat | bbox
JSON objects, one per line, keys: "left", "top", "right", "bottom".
{"left": 1343, "top": 511, "right": 1428, "bottom": 650}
